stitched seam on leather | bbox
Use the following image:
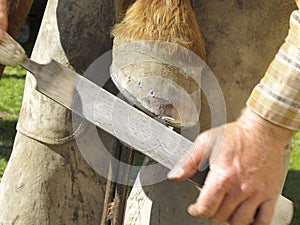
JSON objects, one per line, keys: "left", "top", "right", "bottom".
{"left": 16, "top": 121, "right": 87, "bottom": 145}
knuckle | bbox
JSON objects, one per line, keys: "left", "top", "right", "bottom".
{"left": 217, "top": 171, "right": 236, "bottom": 188}
{"left": 240, "top": 183, "right": 255, "bottom": 195}
{"left": 194, "top": 133, "right": 209, "bottom": 147}
{"left": 220, "top": 174, "right": 233, "bottom": 186}
{"left": 254, "top": 183, "right": 272, "bottom": 197}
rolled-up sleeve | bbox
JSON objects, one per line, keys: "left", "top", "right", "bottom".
{"left": 247, "top": 8, "right": 300, "bottom": 131}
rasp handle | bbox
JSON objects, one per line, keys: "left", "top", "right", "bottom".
{"left": 0, "top": 31, "right": 26, "bottom": 67}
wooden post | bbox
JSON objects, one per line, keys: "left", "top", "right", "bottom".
{"left": 100, "top": 138, "right": 134, "bottom": 225}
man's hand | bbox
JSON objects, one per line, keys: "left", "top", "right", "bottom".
{"left": 168, "top": 107, "right": 294, "bottom": 225}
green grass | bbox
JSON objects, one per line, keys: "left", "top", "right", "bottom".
{"left": 0, "top": 158, "right": 7, "bottom": 179}
{"left": 0, "top": 66, "right": 26, "bottom": 116}
{"left": 0, "top": 66, "right": 26, "bottom": 179}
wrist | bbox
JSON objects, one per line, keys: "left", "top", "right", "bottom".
{"left": 238, "top": 107, "right": 294, "bottom": 147}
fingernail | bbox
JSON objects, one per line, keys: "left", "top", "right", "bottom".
{"left": 167, "top": 167, "right": 184, "bottom": 179}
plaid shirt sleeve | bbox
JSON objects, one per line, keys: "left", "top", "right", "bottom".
{"left": 246, "top": 6, "right": 300, "bottom": 131}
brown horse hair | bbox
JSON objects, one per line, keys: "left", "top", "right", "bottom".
{"left": 7, "top": 0, "right": 33, "bottom": 37}
{"left": 112, "top": 0, "right": 206, "bottom": 60}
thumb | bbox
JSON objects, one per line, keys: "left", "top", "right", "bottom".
{"left": 168, "top": 131, "right": 212, "bottom": 181}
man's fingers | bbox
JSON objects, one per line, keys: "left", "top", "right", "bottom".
{"left": 228, "top": 197, "right": 263, "bottom": 225}
{"left": 253, "top": 200, "right": 276, "bottom": 225}
{"left": 187, "top": 171, "right": 227, "bottom": 218}
{"left": 167, "top": 155, "right": 201, "bottom": 181}
{"left": 213, "top": 191, "right": 250, "bottom": 223}
{"left": 168, "top": 133, "right": 211, "bottom": 181}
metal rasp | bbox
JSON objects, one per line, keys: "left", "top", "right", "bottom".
{"left": 0, "top": 32, "right": 294, "bottom": 225}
